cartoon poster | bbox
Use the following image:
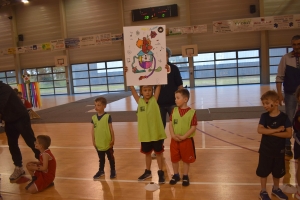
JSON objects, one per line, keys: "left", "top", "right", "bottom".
{"left": 123, "top": 25, "right": 167, "bottom": 86}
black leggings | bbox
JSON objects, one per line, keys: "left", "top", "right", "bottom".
{"left": 5, "top": 115, "right": 40, "bottom": 167}
{"left": 97, "top": 147, "right": 115, "bottom": 171}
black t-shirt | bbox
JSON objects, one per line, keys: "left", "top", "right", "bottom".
{"left": 157, "top": 62, "right": 183, "bottom": 107}
{"left": 258, "top": 111, "right": 291, "bottom": 157}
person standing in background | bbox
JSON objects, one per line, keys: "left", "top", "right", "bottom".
{"left": 276, "top": 35, "right": 300, "bottom": 157}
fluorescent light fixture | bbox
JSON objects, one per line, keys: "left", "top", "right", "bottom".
{"left": 22, "top": 0, "right": 29, "bottom": 3}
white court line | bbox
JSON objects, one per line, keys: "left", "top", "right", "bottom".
{"left": 0, "top": 145, "right": 258, "bottom": 150}
{"left": 0, "top": 173, "right": 292, "bottom": 186}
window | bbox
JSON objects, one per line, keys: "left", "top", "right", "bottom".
{"left": 194, "top": 49, "right": 260, "bottom": 86}
{"left": 23, "top": 66, "right": 67, "bottom": 95}
{"left": 269, "top": 47, "right": 293, "bottom": 83}
{"left": 0, "top": 70, "right": 17, "bottom": 88}
{"left": 169, "top": 56, "right": 189, "bottom": 87}
{"left": 71, "top": 60, "right": 124, "bottom": 94}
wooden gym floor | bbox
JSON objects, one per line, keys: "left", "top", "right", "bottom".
{"left": 0, "top": 83, "right": 299, "bottom": 200}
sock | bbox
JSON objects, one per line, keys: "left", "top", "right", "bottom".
{"left": 174, "top": 173, "right": 179, "bottom": 177}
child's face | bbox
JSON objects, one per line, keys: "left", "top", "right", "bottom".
{"left": 94, "top": 101, "right": 106, "bottom": 113}
{"left": 34, "top": 139, "right": 43, "bottom": 151}
{"left": 175, "top": 93, "right": 188, "bottom": 107}
{"left": 141, "top": 86, "right": 153, "bottom": 100}
{"left": 261, "top": 98, "right": 278, "bottom": 112}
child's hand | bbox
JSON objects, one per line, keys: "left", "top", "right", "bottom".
{"left": 276, "top": 126, "right": 285, "bottom": 132}
{"left": 110, "top": 140, "right": 114, "bottom": 147}
{"left": 165, "top": 64, "right": 170, "bottom": 73}
{"left": 172, "top": 134, "right": 181, "bottom": 142}
{"left": 177, "top": 135, "right": 186, "bottom": 141}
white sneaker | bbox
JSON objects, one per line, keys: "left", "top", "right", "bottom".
{"left": 9, "top": 166, "right": 25, "bottom": 180}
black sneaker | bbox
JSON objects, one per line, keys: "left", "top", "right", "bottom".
{"left": 285, "top": 146, "right": 293, "bottom": 157}
{"left": 182, "top": 175, "right": 190, "bottom": 187}
{"left": 259, "top": 191, "right": 271, "bottom": 200}
{"left": 110, "top": 170, "right": 116, "bottom": 179}
{"left": 138, "top": 169, "right": 152, "bottom": 181}
{"left": 157, "top": 170, "right": 165, "bottom": 184}
{"left": 169, "top": 174, "right": 180, "bottom": 185}
{"left": 272, "top": 187, "right": 288, "bottom": 200}
{"left": 93, "top": 171, "right": 105, "bottom": 179}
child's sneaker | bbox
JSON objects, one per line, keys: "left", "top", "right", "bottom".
{"left": 157, "top": 170, "right": 165, "bottom": 184}
{"left": 110, "top": 170, "right": 116, "bottom": 179}
{"left": 272, "top": 187, "right": 288, "bottom": 200}
{"left": 259, "top": 191, "right": 271, "bottom": 200}
{"left": 93, "top": 171, "right": 105, "bottom": 179}
{"left": 169, "top": 174, "right": 180, "bottom": 185}
{"left": 9, "top": 166, "right": 25, "bottom": 180}
{"left": 138, "top": 169, "right": 152, "bottom": 181}
{"left": 182, "top": 175, "right": 190, "bottom": 187}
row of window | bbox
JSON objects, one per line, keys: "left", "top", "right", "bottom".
{"left": 0, "top": 47, "right": 293, "bottom": 95}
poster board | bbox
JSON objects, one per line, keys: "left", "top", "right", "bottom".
{"left": 123, "top": 25, "right": 167, "bottom": 86}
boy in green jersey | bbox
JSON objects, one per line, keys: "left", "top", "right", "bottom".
{"left": 169, "top": 89, "right": 197, "bottom": 186}
{"left": 91, "top": 97, "right": 116, "bottom": 179}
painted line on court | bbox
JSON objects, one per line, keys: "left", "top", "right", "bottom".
{"left": 0, "top": 173, "right": 291, "bottom": 186}
{"left": 0, "top": 145, "right": 258, "bottom": 150}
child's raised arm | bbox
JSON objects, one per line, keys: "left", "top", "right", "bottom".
{"left": 130, "top": 86, "right": 140, "bottom": 103}
{"left": 153, "top": 85, "right": 161, "bottom": 100}
{"left": 124, "top": 66, "right": 140, "bottom": 103}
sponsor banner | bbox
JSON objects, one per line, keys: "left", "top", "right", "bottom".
{"left": 192, "top": 25, "right": 207, "bottom": 33}
{"left": 65, "top": 38, "right": 80, "bottom": 49}
{"left": 79, "top": 35, "right": 96, "bottom": 47}
{"left": 51, "top": 39, "right": 65, "bottom": 51}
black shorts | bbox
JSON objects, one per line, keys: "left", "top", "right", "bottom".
{"left": 140, "top": 139, "right": 164, "bottom": 154}
{"left": 256, "top": 153, "right": 285, "bottom": 179}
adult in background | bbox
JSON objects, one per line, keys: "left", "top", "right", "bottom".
{"left": 152, "top": 47, "right": 183, "bottom": 158}
{"left": 276, "top": 35, "right": 300, "bottom": 157}
{"left": 0, "top": 81, "right": 40, "bottom": 180}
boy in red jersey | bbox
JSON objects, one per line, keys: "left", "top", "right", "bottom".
{"left": 25, "top": 135, "right": 56, "bottom": 193}
{"left": 169, "top": 88, "right": 197, "bottom": 186}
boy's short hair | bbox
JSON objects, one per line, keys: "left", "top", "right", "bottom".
{"left": 139, "top": 85, "right": 153, "bottom": 96}
{"left": 13, "top": 88, "right": 18, "bottom": 93}
{"left": 37, "top": 135, "right": 51, "bottom": 149}
{"left": 295, "top": 85, "right": 300, "bottom": 99}
{"left": 18, "top": 92, "right": 22, "bottom": 95}
{"left": 175, "top": 88, "right": 190, "bottom": 100}
{"left": 260, "top": 90, "right": 279, "bottom": 101}
{"left": 94, "top": 97, "right": 107, "bottom": 105}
